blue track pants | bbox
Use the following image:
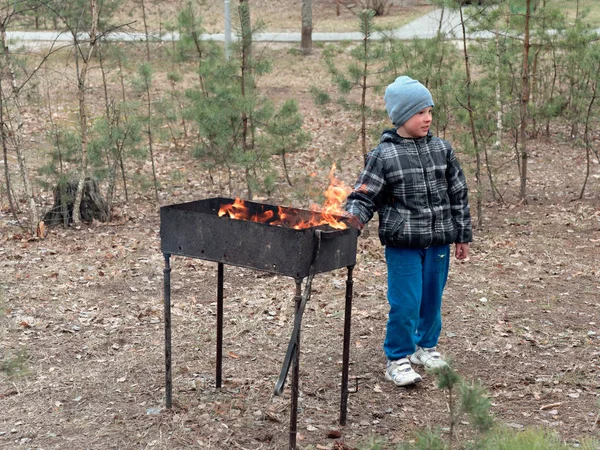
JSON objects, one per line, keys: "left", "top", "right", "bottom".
{"left": 383, "top": 245, "right": 450, "bottom": 361}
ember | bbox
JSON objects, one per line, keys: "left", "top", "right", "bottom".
{"left": 218, "top": 164, "right": 352, "bottom": 230}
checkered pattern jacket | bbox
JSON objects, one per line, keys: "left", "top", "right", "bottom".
{"left": 345, "top": 129, "right": 472, "bottom": 248}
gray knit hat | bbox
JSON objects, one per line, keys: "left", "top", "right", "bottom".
{"left": 384, "top": 76, "right": 434, "bottom": 127}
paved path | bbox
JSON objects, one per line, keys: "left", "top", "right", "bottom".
{"left": 8, "top": 9, "right": 597, "bottom": 47}
{"left": 6, "top": 8, "right": 490, "bottom": 48}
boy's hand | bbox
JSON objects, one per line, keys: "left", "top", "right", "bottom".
{"left": 343, "top": 213, "right": 364, "bottom": 232}
{"left": 455, "top": 243, "right": 469, "bottom": 260}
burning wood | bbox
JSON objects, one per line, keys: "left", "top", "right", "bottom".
{"left": 218, "top": 165, "right": 352, "bottom": 230}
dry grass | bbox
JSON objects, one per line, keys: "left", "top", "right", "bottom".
{"left": 550, "top": 0, "right": 600, "bottom": 26}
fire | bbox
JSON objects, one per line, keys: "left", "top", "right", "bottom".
{"left": 311, "top": 164, "right": 353, "bottom": 229}
{"left": 218, "top": 164, "right": 354, "bottom": 230}
{"left": 218, "top": 198, "right": 276, "bottom": 223}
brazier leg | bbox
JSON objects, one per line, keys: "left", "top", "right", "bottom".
{"left": 289, "top": 278, "right": 303, "bottom": 450}
{"left": 216, "top": 262, "right": 224, "bottom": 388}
{"left": 163, "top": 253, "right": 172, "bottom": 408}
{"left": 340, "top": 265, "right": 354, "bottom": 425}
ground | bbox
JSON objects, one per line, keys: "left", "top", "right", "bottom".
{"left": 2, "top": 1, "right": 600, "bottom": 449}
{"left": 2, "top": 139, "right": 600, "bottom": 450}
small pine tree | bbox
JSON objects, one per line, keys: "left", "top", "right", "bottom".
{"left": 87, "top": 102, "right": 143, "bottom": 207}
{"left": 428, "top": 365, "right": 493, "bottom": 449}
{"left": 313, "top": 9, "right": 387, "bottom": 156}
{"left": 260, "top": 100, "right": 310, "bottom": 187}
{"left": 184, "top": 0, "right": 307, "bottom": 199}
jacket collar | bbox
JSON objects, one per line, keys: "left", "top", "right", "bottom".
{"left": 380, "top": 128, "right": 433, "bottom": 145}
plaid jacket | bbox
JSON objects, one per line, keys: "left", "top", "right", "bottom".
{"left": 345, "top": 129, "right": 472, "bottom": 248}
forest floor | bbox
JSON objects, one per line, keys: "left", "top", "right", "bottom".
{"left": 2, "top": 1, "right": 600, "bottom": 450}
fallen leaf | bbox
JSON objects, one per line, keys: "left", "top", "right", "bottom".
{"left": 540, "top": 402, "right": 562, "bottom": 411}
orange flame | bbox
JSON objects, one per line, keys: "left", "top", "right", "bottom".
{"left": 217, "top": 164, "right": 353, "bottom": 230}
{"left": 314, "top": 164, "right": 352, "bottom": 229}
{"left": 218, "top": 198, "right": 276, "bottom": 223}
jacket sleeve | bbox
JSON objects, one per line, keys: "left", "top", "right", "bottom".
{"left": 344, "top": 148, "right": 387, "bottom": 226}
{"left": 446, "top": 144, "right": 473, "bottom": 243}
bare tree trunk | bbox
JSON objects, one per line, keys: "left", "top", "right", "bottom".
{"left": 0, "top": 82, "right": 20, "bottom": 225}
{"left": 120, "top": 156, "right": 128, "bottom": 201}
{"left": 529, "top": 0, "right": 546, "bottom": 139}
{"left": 518, "top": 0, "right": 531, "bottom": 202}
{"left": 282, "top": 152, "right": 293, "bottom": 186}
{"left": 494, "top": 27, "right": 503, "bottom": 151}
{"left": 578, "top": 63, "right": 599, "bottom": 199}
{"left": 529, "top": 45, "right": 541, "bottom": 138}
{"left": 140, "top": 0, "right": 160, "bottom": 203}
{"left": 448, "top": 381, "right": 457, "bottom": 448}
{"left": 72, "top": 49, "right": 89, "bottom": 225}
{"left": 140, "top": 0, "right": 151, "bottom": 60}
{"left": 72, "top": 0, "right": 99, "bottom": 225}
{"left": 186, "top": 4, "right": 207, "bottom": 96}
{"left": 360, "top": 12, "right": 369, "bottom": 156}
{"left": 459, "top": 7, "right": 482, "bottom": 227}
{"left": 116, "top": 54, "right": 130, "bottom": 202}
{"left": 546, "top": 47, "right": 558, "bottom": 137}
{"left": 489, "top": 11, "right": 504, "bottom": 202}
{"left": 98, "top": 44, "right": 119, "bottom": 220}
{"left": 143, "top": 77, "right": 159, "bottom": 203}
{"left": 435, "top": 6, "right": 446, "bottom": 138}
{"left": 43, "top": 64, "right": 65, "bottom": 176}
{"left": 483, "top": 146, "right": 503, "bottom": 203}
{"left": 0, "top": 16, "right": 39, "bottom": 234}
{"left": 437, "top": 6, "right": 444, "bottom": 36}
{"left": 239, "top": 0, "right": 253, "bottom": 199}
{"left": 301, "top": 0, "right": 312, "bottom": 55}
{"left": 239, "top": 0, "right": 251, "bottom": 155}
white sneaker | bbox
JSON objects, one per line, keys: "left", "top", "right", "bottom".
{"left": 410, "top": 347, "right": 448, "bottom": 370}
{"left": 385, "top": 358, "right": 422, "bottom": 387}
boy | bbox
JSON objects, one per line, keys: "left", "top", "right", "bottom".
{"left": 345, "top": 76, "right": 472, "bottom": 386}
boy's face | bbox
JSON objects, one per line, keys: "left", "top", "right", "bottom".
{"left": 397, "top": 106, "right": 433, "bottom": 139}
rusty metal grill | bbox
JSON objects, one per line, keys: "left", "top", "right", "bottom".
{"left": 160, "top": 197, "right": 358, "bottom": 449}
{"left": 160, "top": 197, "right": 357, "bottom": 277}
